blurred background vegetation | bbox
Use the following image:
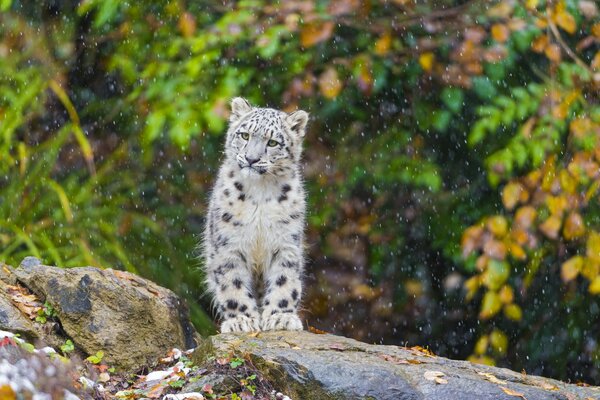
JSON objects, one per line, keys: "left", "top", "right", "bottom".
{"left": 1, "top": 0, "right": 599, "bottom": 384}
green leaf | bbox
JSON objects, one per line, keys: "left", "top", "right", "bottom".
{"left": 441, "top": 87, "right": 464, "bottom": 114}
{"left": 86, "top": 350, "right": 104, "bottom": 364}
{"left": 483, "top": 259, "right": 510, "bottom": 290}
{"left": 61, "top": 339, "right": 75, "bottom": 354}
{"left": 472, "top": 77, "right": 497, "bottom": 100}
{"left": 432, "top": 110, "right": 452, "bottom": 132}
{"left": 0, "top": 0, "right": 11, "bottom": 11}
{"left": 230, "top": 357, "right": 244, "bottom": 368}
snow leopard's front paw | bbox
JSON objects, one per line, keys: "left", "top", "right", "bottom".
{"left": 261, "top": 312, "right": 303, "bottom": 331}
{"left": 220, "top": 315, "right": 261, "bottom": 333}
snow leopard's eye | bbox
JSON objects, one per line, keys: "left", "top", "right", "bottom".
{"left": 267, "top": 139, "right": 279, "bottom": 147}
{"left": 240, "top": 132, "right": 250, "bottom": 140}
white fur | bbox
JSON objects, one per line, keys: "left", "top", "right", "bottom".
{"left": 202, "top": 99, "right": 308, "bottom": 332}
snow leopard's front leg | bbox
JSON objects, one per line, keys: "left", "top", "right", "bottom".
{"left": 260, "top": 249, "right": 303, "bottom": 331}
{"left": 206, "top": 254, "right": 261, "bottom": 333}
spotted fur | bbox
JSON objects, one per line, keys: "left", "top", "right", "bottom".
{"left": 201, "top": 97, "right": 309, "bottom": 333}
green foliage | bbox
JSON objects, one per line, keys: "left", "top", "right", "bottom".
{"left": 1, "top": 0, "right": 600, "bottom": 385}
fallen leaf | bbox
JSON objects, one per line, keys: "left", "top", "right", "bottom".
{"left": 329, "top": 343, "right": 346, "bottom": 351}
{"left": 308, "top": 325, "right": 328, "bottom": 334}
{"left": 491, "top": 24, "right": 510, "bottom": 43}
{"left": 478, "top": 371, "right": 508, "bottom": 385}
{"left": 501, "top": 386, "right": 527, "bottom": 398}
{"left": 424, "top": 370, "right": 448, "bottom": 384}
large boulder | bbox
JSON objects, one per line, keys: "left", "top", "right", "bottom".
{"left": 0, "top": 257, "right": 198, "bottom": 371}
{"left": 199, "top": 331, "right": 600, "bottom": 400}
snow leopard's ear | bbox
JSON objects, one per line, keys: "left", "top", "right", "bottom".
{"left": 230, "top": 97, "right": 252, "bottom": 123}
{"left": 286, "top": 110, "right": 309, "bottom": 138}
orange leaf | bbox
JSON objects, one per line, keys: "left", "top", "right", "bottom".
{"left": 592, "top": 23, "right": 600, "bottom": 38}
{"left": 491, "top": 24, "right": 510, "bottom": 43}
{"left": 374, "top": 31, "right": 392, "bottom": 55}
{"left": 563, "top": 212, "right": 586, "bottom": 240}
{"left": 318, "top": 67, "right": 342, "bottom": 99}
{"left": 592, "top": 52, "right": 600, "bottom": 70}
{"left": 539, "top": 216, "right": 562, "bottom": 239}
{"left": 499, "top": 285, "right": 514, "bottom": 304}
{"left": 531, "top": 34, "right": 549, "bottom": 53}
{"left": 509, "top": 242, "right": 527, "bottom": 260}
{"left": 545, "top": 43, "right": 562, "bottom": 63}
{"left": 300, "top": 21, "right": 334, "bottom": 47}
{"left": 561, "top": 256, "right": 583, "bottom": 282}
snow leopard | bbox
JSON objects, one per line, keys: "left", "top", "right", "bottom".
{"left": 202, "top": 97, "right": 309, "bottom": 333}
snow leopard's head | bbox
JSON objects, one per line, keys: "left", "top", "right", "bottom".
{"left": 225, "top": 97, "right": 308, "bottom": 177}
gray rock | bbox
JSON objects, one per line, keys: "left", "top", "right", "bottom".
{"left": 205, "top": 331, "right": 600, "bottom": 400}
{"left": 6, "top": 259, "right": 198, "bottom": 371}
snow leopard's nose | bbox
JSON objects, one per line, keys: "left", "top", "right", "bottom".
{"left": 245, "top": 155, "right": 260, "bottom": 166}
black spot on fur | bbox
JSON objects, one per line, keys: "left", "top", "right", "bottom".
{"left": 291, "top": 234, "right": 300, "bottom": 242}
{"left": 290, "top": 213, "right": 301, "bottom": 219}
{"left": 278, "top": 194, "right": 288, "bottom": 203}
{"left": 239, "top": 304, "right": 248, "bottom": 312}
{"left": 276, "top": 276, "right": 287, "bottom": 286}
{"left": 279, "top": 219, "right": 290, "bottom": 224}
{"left": 238, "top": 193, "right": 245, "bottom": 201}
{"left": 226, "top": 300, "right": 238, "bottom": 310}
{"left": 282, "top": 260, "right": 299, "bottom": 269}
{"left": 233, "top": 221, "right": 242, "bottom": 226}
{"left": 228, "top": 170, "right": 234, "bottom": 178}
{"left": 282, "top": 184, "right": 291, "bottom": 193}
{"left": 247, "top": 292, "right": 254, "bottom": 299}
{"left": 227, "top": 313, "right": 236, "bottom": 318}
{"left": 222, "top": 212, "right": 232, "bottom": 222}
{"left": 224, "top": 189, "right": 230, "bottom": 197}
{"left": 237, "top": 251, "right": 247, "bottom": 263}
{"left": 278, "top": 299, "right": 289, "bottom": 308}
{"left": 264, "top": 300, "right": 270, "bottom": 306}
{"left": 291, "top": 289, "right": 298, "bottom": 300}
{"left": 233, "top": 278, "right": 242, "bottom": 289}
{"left": 234, "top": 182, "right": 243, "bottom": 191}
{"left": 220, "top": 284, "right": 228, "bottom": 292}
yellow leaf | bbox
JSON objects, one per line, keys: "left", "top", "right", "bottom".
{"left": 499, "top": 285, "right": 514, "bottom": 304}
{"left": 504, "top": 303, "right": 523, "bottom": 321}
{"left": 554, "top": 4, "right": 577, "bottom": 34}
{"left": 419, "top": 52, "right": 435, "bottom": 72}
{"left": 563, "top": 212, "right": 586, "bottom": 240}
{"left": 178, "top": 12, "right": 196, "bottom": 38}
{"left": 587, "top": 231, "right": 600, "bottom": 263}
{"left": 509, "top": 242, "right": 527, "bottom": 260}
{"left": 539, "top": 216, "right": 562, "bottom": 240}
{"left": 546, "top": 195, "right": 568, "bottom": 217}
{"left": 559, "top": 169, "right": 577, "bottom": 193}
{"left": 487, "top": 2, "right": 513, "bottom": 18}
{"left": 581, "top": 259, "right": 599, "bottom": 281}
{"left": 491, "top": 24, "right": 510, "bottom": 43}
{"left": 0, "top": 385, "right": 16, "bottom": 400}
{"left": 489, "top": 329, "right": 508, "bottom": 355}
{"left": 318, "top": 67, "right": 343, "bottom": 99}
{"left": 525, "top": 0, "right": 539, "bottom": 10}
{"left": 480, "top": 290, "right": 502, "bottom": 319}
{"left": 487, "top": 216, "right": 508, "bottom": 237}
{"left": 501, "top": 387, "right": 526, "bottom": 399}
{"left": 300, "top": 21, "right": 334, "bottom": 47}
{"left": 589, "top": 276, "right": 600, "bottom": 294}
{"left": 561, "top": 256, "right": 583, "bottom": 282}
{"left": 483, "top": 259, "right": 510, "bottom": 290}
{"left": 477, "top": 372, "right": 508, "bottom": 385}
{"left": 464, "top": 276, "right": 481, "bottom": 301}
{"left": 502, "top": 182, "right": 524, "bottom": 210}
{"left": 374, "top": 31, "right": 392, "bottom": 55}
{"left": 475, "top": 335, "right": 489, "bottom": 355}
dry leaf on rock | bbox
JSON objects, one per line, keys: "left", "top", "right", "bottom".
{"left": 501, "top": 386, "right": 527, "bottom": 398}
{"left": 478, "top": 371, "right": 508, "bottom": 385}
{"left": 424, "top": 370, "right": 448, "bottom": 384}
